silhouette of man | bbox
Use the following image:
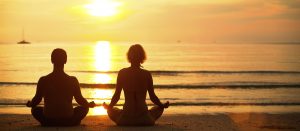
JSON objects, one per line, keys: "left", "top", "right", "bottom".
{"left": 26, "top": 48, "right": 95, "bottom": 126}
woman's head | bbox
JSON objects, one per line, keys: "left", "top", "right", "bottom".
{"left": 127, "top": 44, "right": 147, "bottom": 65}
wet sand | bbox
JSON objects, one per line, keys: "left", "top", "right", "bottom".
{"left": 0, "top": 113, "right": 299, "bottom": 131}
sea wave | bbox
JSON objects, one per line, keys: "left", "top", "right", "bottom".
{"left": 4, "top": 69, "right": 300, "bottom": 74}
{"left": 1, "top": 102, "right": 300, "bottom": 106}
{"left": 1, "top": 82, "right": 300, "bottom": 89}
{"left": 70, "top": 70, "right": 300, "bottom": 75}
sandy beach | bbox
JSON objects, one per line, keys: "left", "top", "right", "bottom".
{"left": 1, "top": 113, "right": 299, "bottom": 131}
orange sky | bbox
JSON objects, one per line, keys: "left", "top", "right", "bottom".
{"left": 0, "top": 0, "right": 300, "bottom": 43}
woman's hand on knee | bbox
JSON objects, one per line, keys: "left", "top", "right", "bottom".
{"left": 159, "top": 101, "right": 169, "bottom": 109}
{"left": 103, "top": 102, "right": 112, "bottom": 110}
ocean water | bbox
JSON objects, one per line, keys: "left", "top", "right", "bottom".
{"left": 0, "top": 41, "right": 300, "bottom": 115}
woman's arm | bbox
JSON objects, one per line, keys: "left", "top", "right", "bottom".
{"left": 147, "top": 72, "right": 169, "bottom": 108}
{"left": 108, "top": 71, "right": 123, "bottom": 108}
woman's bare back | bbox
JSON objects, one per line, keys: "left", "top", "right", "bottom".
{"left": 119, "top": 67, "right": 151, "bottom": 117}
{"left": 105, "top": 44, "right": 168, "bottom": 126}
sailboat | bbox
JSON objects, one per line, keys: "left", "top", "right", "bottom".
{"left": 17, "top": 29, "right": 30, "bottom": 44}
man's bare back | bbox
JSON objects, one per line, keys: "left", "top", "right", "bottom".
{"left": 37, "top": 72, "right": 89, "bottom": 118}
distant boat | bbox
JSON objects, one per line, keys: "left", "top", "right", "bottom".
{"left": 18, "top": 40, "right": 30, "bottom": 44}
{"left": 17, "top": 29, "right": 30, "bottom": 44}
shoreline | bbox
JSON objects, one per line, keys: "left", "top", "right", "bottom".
{"left": 1, "top": 105, "right": 300, "bottom": 116}
{"left": 1, "top": 113, "right": 300, "bottom": 131}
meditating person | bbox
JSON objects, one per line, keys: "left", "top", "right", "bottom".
{"left": 26, "top": 48, "right": 95, "bottom": 126}
{"left": 103, "top": 44, "right": 169, "bottom": 126}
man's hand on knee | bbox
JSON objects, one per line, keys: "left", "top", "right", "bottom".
{"left": 88, "top": 101, "right": 96, "bottom": 108}
{"left": 26, "top": 101, "right": 32, "bottom": 107}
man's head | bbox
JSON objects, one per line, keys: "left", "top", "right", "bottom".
{"left": 51, "top": 48, "right": 67, "bottom": 65}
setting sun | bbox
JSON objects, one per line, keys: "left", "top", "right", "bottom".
{"left": 85, "top": 0, "right": 121, "bottom": 17}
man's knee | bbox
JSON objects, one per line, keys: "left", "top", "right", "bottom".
{"left": 73, "top": 106, "right": 89, "bottom": 120}
{"left": 31, "top": 107, "right": 43, "bottom": 115}
{"left": 31, "top": 106, "right": 46, "bottom": 125}
{"left": 75, "top": 106, "right": 89, "bottom": 113}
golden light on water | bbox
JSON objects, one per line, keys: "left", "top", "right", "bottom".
{"left": 93, "top": 41, "right": 112, "bottom": 84}
{"left": 88, "top": 89, "right": 113, "bottom": 115}
{"left": 90, "top": 41, "right": 114, "bottom": 115}
{"left": 85, "top": 0, "right": 122, "bottom": 17}
{"left": 94, "top": 74, "right": 112, "bottom": 84}
{"left": 89, "top": 106, "right": 107, "bottom": 116}
{"left": 92, "top": 89, "right": 113, "bottom": 100}
{"left": 95, "top": 41, "right": 111, "bottom": 71}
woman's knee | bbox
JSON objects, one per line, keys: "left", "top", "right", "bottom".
{"left": 107, "top": 107, "right": 122, "bottom": 123}
{"left": 149, "top": 106, "right": 164, "bottom": 120}
{"left": 150, "top": 106, "right": 164, "bottom": 113}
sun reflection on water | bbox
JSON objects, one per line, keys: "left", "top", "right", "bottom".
{"left": 94, "top": 73, "right": 112, "bottom": 84}
{"left": 88, "top": 106, "right": 107, "bottom": 116}
{"left": 88, "top": 89, "right": 113, "bottom": 115}
{"left": 95, "top": 41, "right": 111, "bottom": 71}
{"left": 93, "top": 41, "right": 112, "bottom": 84}
{"left": 92, "top": 89, "right": 113, "bottom": 100}
{"left": 89, "top": 41, "right": 115, "bottom": 115}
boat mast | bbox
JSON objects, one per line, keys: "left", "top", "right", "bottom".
{"left": 22, "top": 28, "right": 24, "bottom": 40}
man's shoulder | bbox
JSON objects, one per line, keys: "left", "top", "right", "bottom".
{"left": 37, "top": 75, "right": 48, "bottom": 85}
{"left": 68, "top": 75, "right": 78, "bottom": 81}
{"left": 41, "top": 72, "right": 54, "bottom": 79}
{"left": 40, "top": 73, "right": 78, "bottom": 81}
{"left": 60, "top": 73, "right": 78, "bottom": 81}
{"left": 39, "top": 74, "right": 49, "bottom": 81}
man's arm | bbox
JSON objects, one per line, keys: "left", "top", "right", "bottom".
{"left": 147, "top": 72, "right": 169, "bottom": 108}
{"left": 27, "top": 77, "right": 43, "bottom": 107}
{"left": 73, "top": 77, "right": 94, "bottom": 107}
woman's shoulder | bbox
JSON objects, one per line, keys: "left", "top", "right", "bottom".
{"left": 141, "top": 68, "right": 150, "bottom": 73}
{"left": 119, "top": 67, "right": 150, "bottom": 74}
{"left": 118, "top": 68, "right": 130, "bottom": 76}
{"left": 140, "top": 68, "right": 152, "bottom": 78}
{"left": 119, "top": 68, "right": 129, "bottom": 73}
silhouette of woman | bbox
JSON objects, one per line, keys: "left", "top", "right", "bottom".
{"left": 104, "top": 44, "right": 169, "bottom": 126}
